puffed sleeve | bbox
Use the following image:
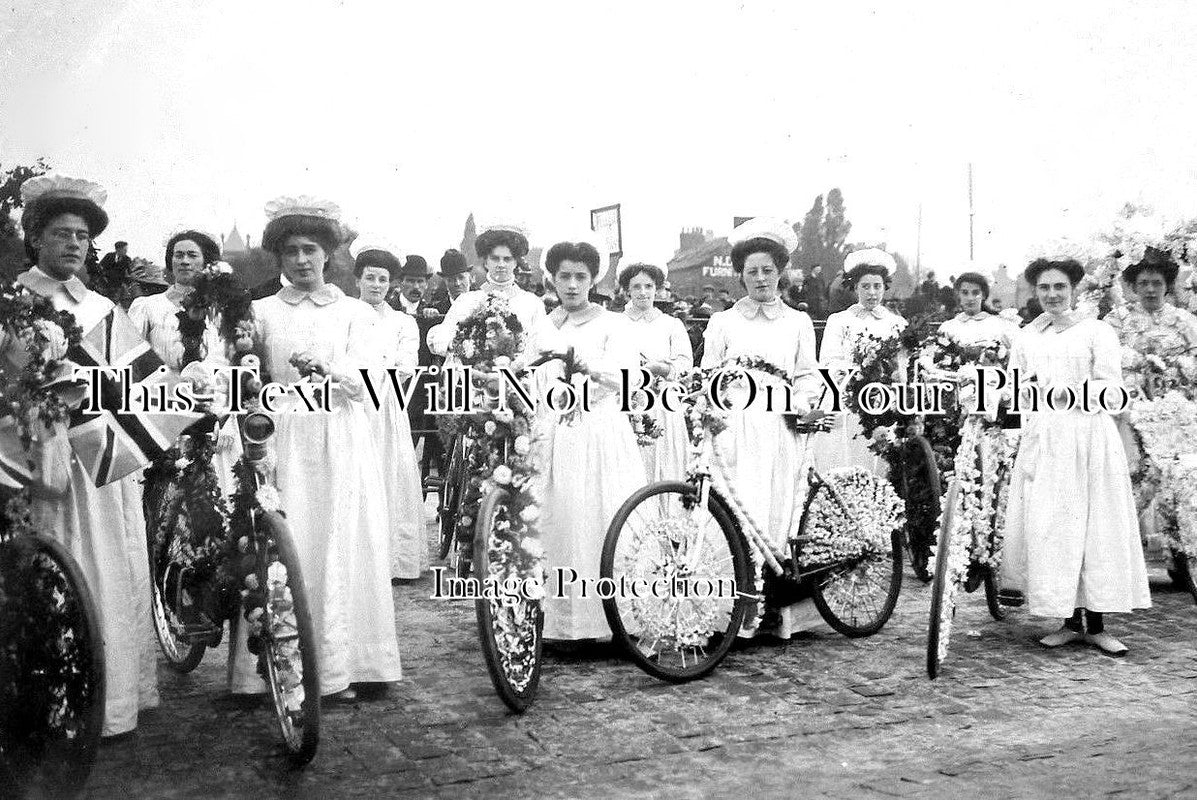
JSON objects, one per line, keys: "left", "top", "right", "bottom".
{"left": 428, "top": 291, "right": 480, "bottom": 356}
{"left": 1089, "top": 320, "right": 1127, "bottom": 413}
{"left": 792, "top": 312, "right": 821, "bottom": 397}
{"left": 819, "top": 312, "right": 846, "bottom": 370}
{"left": 126, "top": 296, "right": 152, "bottom": 339}
{"left": 666, "top": 316, "right": 694, "bottom": 376}
{"left": 391, "top": 312, "right": 419, "bottom": 377}
{"left": 327, "top": 302, "right": 379, "bottom": 401}
{"left": 699, "top": 313, "right": 727, "bottom": 369}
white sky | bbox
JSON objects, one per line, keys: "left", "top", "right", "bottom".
{"left": 3, "top": 0, "right": 1197, "bottom": 276}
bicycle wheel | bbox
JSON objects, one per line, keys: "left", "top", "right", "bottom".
{"left": 1168, "top": 549, "right": 1197, "bottom": 605}
{"left": 473, "top": 489, "right": 543, "bottom": 712}
{"left": 144, "top": 480, "right": 207, "bottom": 673}
{"left": 0, "top": 533, "right": 105, "bottom": 798}
{"left": 806, "top": 472, "right": 904, "bottom": 638}
{"left": 437, "top": 437, "right": 463, "bottom": 560}
{"left": 899, "top": 435, "right": 941, "bottom": 582}
{"left": 927, "top": 483, "right": 964, "bottom": 679}
{"left": 982, "top": 565, "right": 1006, "bottom": 621}
{"left": 601, "top": 481, "right": 752, "bottom": 683}
{"left": 253, "top": 512, "right": 320, "bottom": 765}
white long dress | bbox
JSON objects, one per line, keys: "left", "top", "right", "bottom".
{"left": 364, "top": 301, "right": 427, "bottom": 579}
{"left": 701, "top": 297, "right": 823, "bottom": 637}
{"left": 816, "top": 302, "right": 907, "bottom": 473}
{"left": 1001, "top": 315, "right": 1151, "bottom": 618}
{"left": 127, "top": 288, "right": 243, "bottom": 494}
{"left": 231, "top": 283, "right": 401, "bottom": 694}
{"left": 17, "top": 267, "right": 159, "bottom": 736}
{"left": 623, "top": 307, "right": 693, "bottom": 483}
{"left": 427, "top": 280, "right": 551, "bottom": 360}
{"left": 536, "top": 305, "right": 647, "bottom": 641}
{"left": 937, "top": 310, "right": 1018, "bottom": 348}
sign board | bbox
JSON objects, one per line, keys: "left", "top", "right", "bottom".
{"left": 590, "top": 204, "right": 622, "bottom": 258}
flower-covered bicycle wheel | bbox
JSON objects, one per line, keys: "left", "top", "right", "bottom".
{"left": 926, "top": 483, "right": 966, "bottom": 679}
{"left": 143, "top": 469, "right": 210, "bottom": 674}
{"left": 473, "top": 488, "right": 543, "bottom": 712}
{"left": 0, "top": 532, "right": 105, "bottom": 799}
{"left": 245, "top": 512, "right": 320, "bottom": 765}
{"left": 601, "top": 481, "right": 752, "bottom": 683}
{"left": 802, "top": 467, "right": 904, "bottom": 637}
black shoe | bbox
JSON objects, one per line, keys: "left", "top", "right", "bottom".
{"left": 998, "top": 588, "right": 1025, "bottom": 607}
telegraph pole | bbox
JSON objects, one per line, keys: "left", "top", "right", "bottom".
{"left": 968, "top": 163, "right": 975, "bottom": 263}
{"left": 915, "top": 203, "right": 923, "bottom": 285}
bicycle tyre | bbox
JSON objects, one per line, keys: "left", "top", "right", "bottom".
{"left": 982, "top": 565, "right": 1006, "bottom": 621}
{"left": 255, "top": 512, "right": 321, "bottom": 765}
{"left": 437, "top": 437, "right": 463, "bottom": 561}
{"left": 144, "top": 481, "right": 208, "bottom": 673}
{"left": 600, "top": 481, "right": 752, "bottom": 683}
{"left": 473, "top": 489, "right": 543, "bottom": 713}
{"left": 927, "top": 483, "right": 961, "bottom": 679}
{"left": 806, "top": 474, "right": 904, "bottom": 638}
{"left": 0, "top": 533, "right": 106, "bottom": 798}
{"left": 900, "top": 435, "right": 941, "bottom": 582}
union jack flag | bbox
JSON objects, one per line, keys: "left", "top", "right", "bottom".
{"left": 67, "top": 308, "right": 201, "bottom": 487}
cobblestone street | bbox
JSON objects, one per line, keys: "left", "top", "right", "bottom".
{"left": 87, "top": 515, "right": 1197, "bottom": 799}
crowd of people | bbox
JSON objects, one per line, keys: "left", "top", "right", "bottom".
{"left": 6, "top": 172, "right": 1188, "bottom": 742}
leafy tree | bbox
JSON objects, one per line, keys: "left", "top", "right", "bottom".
{"left": 0, "top": 158, "right": 51, "bottom": 280}
{"left": 792, "top": 194, "right": 824, "bottom": 272}
{"left": 822, "top": 188, "right": 851, "bottom": 273}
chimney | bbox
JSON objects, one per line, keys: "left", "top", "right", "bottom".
{"left": 678, "top": 227, "right": 707, "bottom": 253}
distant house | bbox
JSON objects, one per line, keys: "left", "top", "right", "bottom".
{"left": 221, "top": 223, "right": 248, "bottom": 255}
{"left": 666, "top": 228, "right": 737, "bottom": 299}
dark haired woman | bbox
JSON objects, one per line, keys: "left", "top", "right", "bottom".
{"left": 537, "top": 235, "right": 646, "bottom": 642}
{"left": 231, "top": 197, "right": 401, "bottom": 700}
{"left": 1105, "top": 247, "right": 1197, "bottom": 562}
{"left": 128, "top": 230, "right": 243, "bottom": 494}
{"left": 14, "top": 173, "right": 160, "bottom": 736}
{"left": 701, "top": 218, "right": 823, "bottom": 638}
{"left": 1002, "top": 259, "right": 1149, "bottom": 656}
{"left": 817, "top": 248, "right": 907, "bottom": 472}
{"left": 618, "top": 259, "right": 693, "bottom": 481}
{"left": 428, "top": 222, "right": 549, "bottom": 359}
{"left": 938, "top": 272, "right": 1018, "bottom": 347}
{"left": 351, "top": 237, "right": 427, "bottom": 581}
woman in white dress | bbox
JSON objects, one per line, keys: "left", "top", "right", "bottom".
{"left": 233, "top": 197, "right": 401, "bottom": 700}
{"left": 817, "top": 248, "right": 907, "bottom": 473}
{"left": 350, "top": 237, "right": 428, "bottom": 581}
{"left": 127, "top": 230, "right": 242, "bottom": 494}
{"left": 14, "top": 173, "right": 158, "bottom": 736}
{"left": 617, "top": 260, "right": 692, "bottom": 482}
{"left": 537, "top": 236, "right": 647, "bottom": 642}
{"left": 428, "top": 224, "right": 549, "bottom": 359}
{"left": 938, "top": 273, "right": 1019, "bottom": 348}
{"left": 700, "top": 218, "right": 823, "bottom": 638}
{"left": 1002, "top": 258, "right": 1150, "bottom": 655}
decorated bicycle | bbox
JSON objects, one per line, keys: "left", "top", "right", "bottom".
{"left": 0, "top": 281, "right": 104, "bottom": 798}
{"left": 1106, "top": 243, "right": 1197, "bottom": 602}
{"left": 140, "top": 260, "right": 321, "bottom": 763}
{"left": 601, "top": 356, "right": 906, "bottom": 682}
{"left": 438, "top": 292, "right": 547, "bottom": 712}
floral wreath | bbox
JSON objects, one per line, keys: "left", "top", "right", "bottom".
{"left": 673, "top": 356, "right": 904, "bottom": 625}
{"left": 175, "top": 261, "right": 254, "bottom": 369}
{"left": 0, "top": 281, "right": 83, "bottom": 452}
{"left": 441, "top": 294, "right": 543, "bottom": 585}
{"left": 1128, "top": 391, "right": 1197, "bottom": 559}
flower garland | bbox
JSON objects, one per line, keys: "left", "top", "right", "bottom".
{"left": 444, "top": 294, "right": 542, "bottom": 585}
{"left": 175, "top": 262, "right": 254, "bottom": 369}
{"left": 1128, "top": 391, "right": 1197, "bottom": 558}
{"left": 672, "top": 357, "right": 904, "bottom": 627}
{"left": 1116, "top": 316, "right": 1197, "bottom": 401}
{"left": 0, "top": 281, "right": 83, "bottom": 451}
{"left": 843, "top": 331, "right": 909, "bottom": 454}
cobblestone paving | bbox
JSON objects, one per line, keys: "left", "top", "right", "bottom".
{"left": 85, "top": 512, "right": 1197, "bottom": 800}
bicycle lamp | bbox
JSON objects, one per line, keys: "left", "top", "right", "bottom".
{"left": 242, "top": 412, "right": 275, "bottom": 462}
